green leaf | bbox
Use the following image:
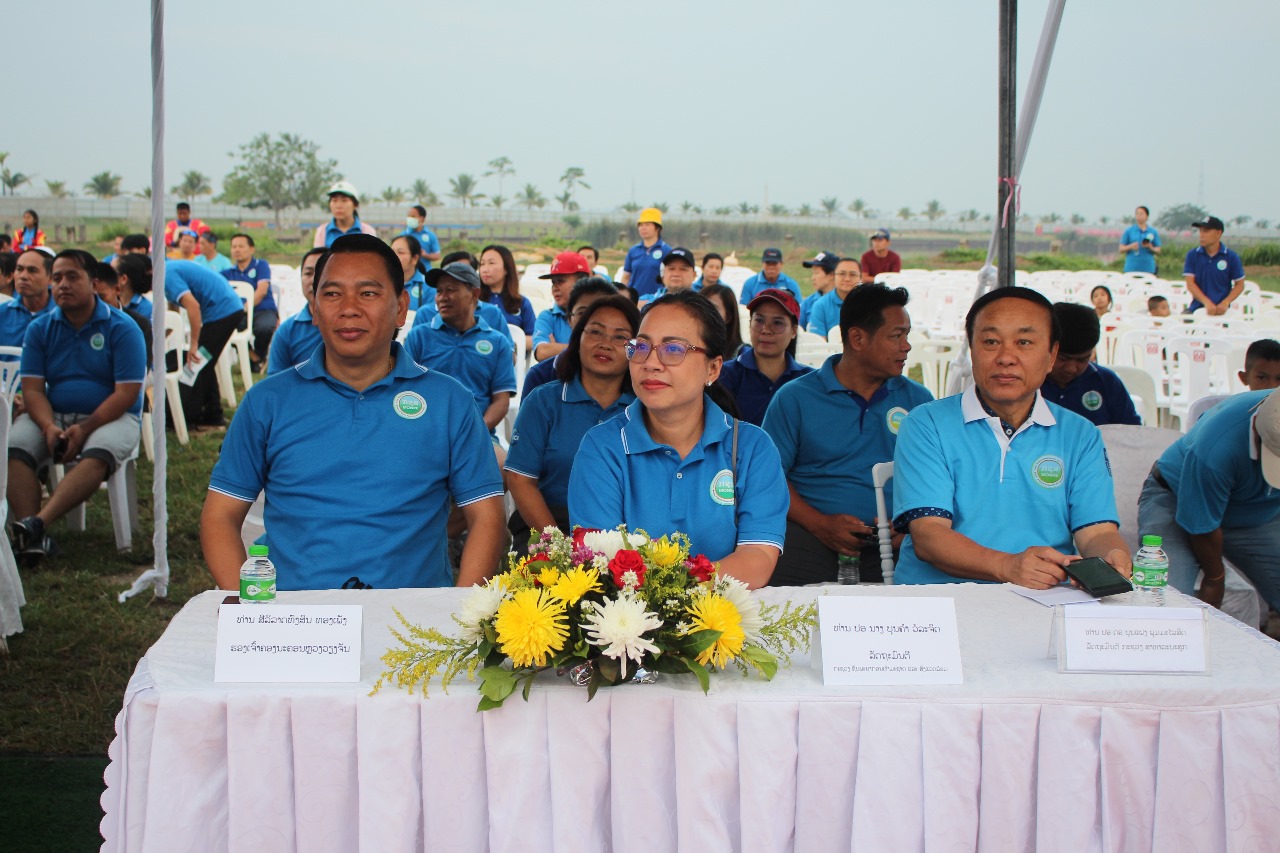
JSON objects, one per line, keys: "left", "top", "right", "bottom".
{"left": 586, "top": 664, "right": 603, "bottom": 701}
{"left": 477, "top": 694, "right": 505, "bottom": 711}
{"left": 677, "top": 629, "right": 722, "bottom": 657}
{"left": 477, "top": 639, "right": 494, "bottom": 659}
{"left": 740, "top": 646, "right": 778, "bottom": 680}
{"left": 683, "top": 658, "right": 711, "bottom": 694}
{"left": 521, "top": 674, "right": 534, "bottom": 702}
{"left": 478, "top": 667, "right": 516, "bottom": 701}
{"left": 648, "top": 655, "right": 692, "bottom": 675}
{"left": 596, "top": 656, "right": 622, "bottom": 685}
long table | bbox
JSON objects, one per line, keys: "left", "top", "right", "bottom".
{"left": 101, "top": 585, "right": 1280, "bottom": 852}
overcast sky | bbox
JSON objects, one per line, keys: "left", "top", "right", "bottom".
{"left": 8, "top": 0, "right": 1278, "bottom": 221}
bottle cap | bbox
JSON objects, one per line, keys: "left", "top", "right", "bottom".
{"left": 248, "top": 545, "right": 269, "bottom": 557}
{"left": 1140, "top": 535, "right": 1162, "bottom": 547}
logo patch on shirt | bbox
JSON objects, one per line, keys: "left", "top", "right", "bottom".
{"left": 90, "top": 333, "right": 105, "bottom": 351}
{"left": 475, "top": 340, "right": 493, "bottom": 355}
{"left": 1217, "top": 260, "right": 1227, "bottom": 271}
{"left": 885, "top": 406, "right": 908, "bottom": 434}
{"left": 1031, "top": 455, "right": 1065, "bottom": 488}
{"left": 248, "top": 268, "right": 257, "bottom": 279}
{"left": 651, "top": 249, "right": 663, "bottom": 260}
{"left": 710, "top": 469, "right": 735, "bottom": 506}
{"left": 393, "top": 391, "right": 426, "bottom": 419}
{"left": 1081, "top": 390, "right": 1102, "bottom": 411}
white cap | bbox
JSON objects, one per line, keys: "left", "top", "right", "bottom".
{"left": 1256, "top": 390, "right": 1280, "bottom": 488}
{"left": 326, "top": 180, "right": 360, "bottom": 204}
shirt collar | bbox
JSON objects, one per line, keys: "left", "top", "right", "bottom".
{"left": 428, "top": 313, "right": 491, "bottom": 334}
{"left": 619, "top": 396, "right": 732, "bottom": 456}
{"left": 296, "top": 341, "right": 425, "bottom": 386}
{"left": 52, "top": 295, "right": 111, "bottom": 328}
{"left": 739, "top": 345, "right": 805, "bottom": 377}
{"left": 962, "top": 384, "right": 1056, "bottom": 427}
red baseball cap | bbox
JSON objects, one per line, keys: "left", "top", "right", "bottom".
{"left": 539, "top": 251, "right": 592, "bottom": 278}
{"left": 746, "top": 288, "right": 800, "bottom": 322}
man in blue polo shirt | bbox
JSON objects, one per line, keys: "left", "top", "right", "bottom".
{"left": 637, "top": 247, "right": 698, "bottom": 305}
{"left": 532, "top": 251, "right": 592, "bottom": 361}
{"left": 0, "top": 248, "right": 55, "bottom": 354}
{"left": 1138, "top": 390, "right": 1280, "bottom": 611}
{"left": 618, "top": 208, "right": 670, "bottom": 298}
{"left": 798, "top": 250, "right": 839, "bottom": 329}
{"left": 194, "top": 231, "right": 233, "bottom": 274}
{"left": 806, "top": 257, "right": 862, "bottom": 336}
{"left": 7, "top": 250, "right": 145, "bottom": 560}
{"left": 893, "top": 286, "right": 1131, "bottom": 587}
{"left": 764, "top": 283, "right": 933, "bottom": 585}
{"left": 202, "top": 234, "right": 506, "bottom": 590}
{"left": 266, "top": 247, "right": 326, "bottom": 375}
{"left": 1040, "top": 302, "right": 1141, "bottom": 426}
{"left": 1119, "top": 205, "right": 1162, "bottom": 275}
{"left": 403, "top": 263, "right": 517, "bottom": 442}
{"left": 165, "top": 260, "right": 245, "bottom": 428}
{"left": 1183, "top": 215, "right": 1246, "bottom": 315}
{"left": 739, "top": 248, "right": 802, "bottom": 304}
{"left": 222, "top": 233, "right": 277, "bottom": 371}
{"left": 401, "top": 205, "right": 442, "bottom": 269}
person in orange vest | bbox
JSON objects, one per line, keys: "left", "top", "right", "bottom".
{"left": 13, "top": 209, "right": 45, "bottom": 252}
{"left": 163, "top": 202, "right": 206, "bottom": 248}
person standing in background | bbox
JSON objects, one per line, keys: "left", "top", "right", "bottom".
{"left": 1119, "top": 206, "right": 1161, "bottom": 274}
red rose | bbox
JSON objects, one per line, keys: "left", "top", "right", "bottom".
{"left": 608, "top": 550, "right": 647, "bottom": 589}
{"left": 686, "top": 554, "right": 717, "bottom": 583}
{"left": 572, "top": 527, "right": 599, "bottom": 549}
{"left": 528, "top": 553, "right": 550, "bottom": 564}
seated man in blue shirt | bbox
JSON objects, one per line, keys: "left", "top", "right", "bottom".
{"left": 798, "top": 250, "right": 839, "bottom": 330}
{"left": 1183, "top": 215, "right": 1246, "bottom": 315}
{"left": 739, "top": 248, "right": 802, "bottom": 303}
{"left": 222, "top": 233, "right": 277, "bottom": 370}
{"left": 0, "top": 248, "right": 55, "bottom": 352}
{"left": 8, "top": 250, "right": 146, "bottom": 560}
{"left": 806, "top": 257, "right": 862, "bottom": 337}
{"left": 764, "top": 283, "right": 933, "bottom": 585}
{"left": 1039, "top": 302, "right": 1141, "bottom": 426}
{"left": 409, "top": 251, "right": 513, "bottom": 345}
{"left": 266, "top": 247, "right": 326, "bottom": 375}
{"left": 201, "top": 234, "right": 506, "bottom": 590}
{"left": 893, "top": 286, "right": 1131, "bottom": 587}
{"left": 1138, "top": 390, "right": 1280, "bottom": 611}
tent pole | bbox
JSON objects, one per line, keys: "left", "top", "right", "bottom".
{"left": 997, "top": 0, "right": 1017, "bottom": 287}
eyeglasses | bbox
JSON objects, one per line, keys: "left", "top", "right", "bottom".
{"left": 625, "top": 338, "right": 711, "bottom": 365}
{"left": 582, "top": 327, "right": 631, "bottom": 347}
{"left": 750, "top": 315, "right": 792, "bottom": 333}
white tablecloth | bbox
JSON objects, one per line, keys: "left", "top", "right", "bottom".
{"left": 101, "top": 585, "right": 1280, "bottom": 852}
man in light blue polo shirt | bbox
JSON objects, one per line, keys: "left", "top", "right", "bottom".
{"left": 266, "top": 247, "right": 325, "bottom": 375}
{"left": 806, "top": 257, "right": 862, "bottom": 336}
{"left": 222, "top": 233, "right": 277, "bottom": 370}
{"left": 0, "top": 248, "right": 55, "bottom": 354}
{"left": 739, "top": 248, "right": 802, "bottom": 304}
{"left": 403, "top": 263, "right": 517, "bottom": 440}
{"left": 401, "top": 205, "right": 442, "bottom": 269}
{"left": 1183, "top": 215, "right": 1246, "bottom": 314}
{"left": 893, "top": 286, "right": 1131, "bottom": 587}
{"left": 764, "top": 283, "right": 932, "bottom": 585}
{"left": 7, "top": 250, "right": 145, "bottom": 560}
{"left": 165, "top": 260, "right": 245, "bottom": 428}
{"left": 1119, "top": 205, "right": 1161, "bottom": 274}
{"left": 202, "top": 234, "right": 506, "bottom": 590}
{"left": 532, "top": 251, "right": 592, "bottom": 361}
{"left": 194, "top": 231, "right": 233, "bottom": 274}
{"left": 1138, "top": 390, "right": 1280, "bottom": 611}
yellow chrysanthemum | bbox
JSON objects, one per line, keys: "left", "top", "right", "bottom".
{"left": 643, "top": 537, "right": 683, "bottom": 568}
{"left": 548, "top": 565, "right": 603, "bottom": 605}
{"left": 536, "top": 567, "right": 562, "bottom": 588}
{"left": 684, "top": 593, "right": 745, "bottom": 668}
{"left": 494, "top": 588, "right": 569, "bottom": 668}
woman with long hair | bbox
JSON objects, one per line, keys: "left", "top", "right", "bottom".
{"left": 699, "top": 283, "right": 745, "bottom": 358}
{"left": 504, "top": 294, "right": 640, "bottom": 553}
{"left": 479, "top": 244, "right": 536, "bottom": 354}
{"left": 568, "top": 290, "right": 788, "bottom": 588}
{"left": 13, "top": 210, "right": 44, "bottom": 252}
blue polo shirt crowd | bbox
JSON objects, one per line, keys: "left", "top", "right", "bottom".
{"left": 23, "top": 296, "right": 147, "bottom": 416}
{"left": 403, "top": 315, "right": 516, "bottom": 419}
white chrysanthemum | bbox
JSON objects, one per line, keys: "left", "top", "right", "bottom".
{"left": 582, "top": 592, "right": 663, "bottom": 678}
{"left": 716, "top": 576, "right": 765, "bottom": 643}
{"left": 582, "top": 529, "right": 648, "bottom": 561}
{"left": 592, "top": 554, "right": 610, "bottom": 571}
{"left": 456, "top": 583, "right": 507, "bottom": 641}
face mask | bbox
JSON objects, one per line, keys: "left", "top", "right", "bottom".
{"left": 405, "top": 216, "right": 419, "bottom": 228}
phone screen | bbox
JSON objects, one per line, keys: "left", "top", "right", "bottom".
{"left": 1064, "top": 557, "right": 1132, "bottom": 597}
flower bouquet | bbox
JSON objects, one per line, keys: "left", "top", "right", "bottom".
{"left": 373, "top": 526, "right": 816, "bottom": 710}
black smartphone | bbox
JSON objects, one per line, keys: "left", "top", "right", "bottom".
{"left": 53, "top": 437, "right": 69, "bottom": 464}
{"left": 1063, "top": 556, "right": 1133, "bottom": 598}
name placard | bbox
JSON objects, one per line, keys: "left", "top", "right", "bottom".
{"left": 1054, "top": 605, "right": 1208, "bottom": 674}
{"left": 214, "top": 604, "right": 363, "bottom": 683}
{"left": 815, "top": 596, "right": 963, "bottom": 685}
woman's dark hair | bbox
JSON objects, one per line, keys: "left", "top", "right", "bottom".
{"left": 481, "top": 244, "right": 523, "bottom": 314}
{"left": 698, "top": 283, "right": 744, "bottom": 358}
{"left": 441, "top": 250, "right": 477, "bottom": 270}
{"left": 0, "top": 252, "right": 16, "bottom": 278}
{"left": 121, "top": 233, "right": 150, "bottom": 252}
{"left": 638, "top": 290, "right": 740, "bottom": 418}
{"left": 1090, "top": 284, "right": 1113, "bottom": 308}
{"left": 23, "top": 209, "right": 39, "bottom": 232}
{"left": 556, "top": 294, "right": 640, "bottom": 388}
{"left": 115, "top": 254, "right": 153, "bottom": 295}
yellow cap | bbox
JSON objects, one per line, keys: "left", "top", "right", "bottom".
{"left": 638, "top": 207, "right": 663, "bottom": 226}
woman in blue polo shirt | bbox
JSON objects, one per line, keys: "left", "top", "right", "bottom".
{"left": 391, "top": 234, "right": 432, "bottom": 311}
{"left": 479, "top": 244, "right": 536, "bottom": 354}
{"left": 717, "top": 288, "right": 812, "bottom": 425}
{"left": 504, "top": 293, "right": 639, "bottom": 554}
{"left": 569, "top": 290, "right": 789, "bottom": 588}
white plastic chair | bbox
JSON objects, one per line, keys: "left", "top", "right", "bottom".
{"left": 0, "top": 360, "right": 24, "bottom": 649}
{"left": 218, "top": 281, "right": 257, "bottom": 408}
{"left": 50, "top": 441, "right": 141, "bottom": 552}
{"left": 872, "top": 462, "right": 895, "bottom": 586}
{"left": 163, "top": 311, "right": 190, "bottom": 446}
{"left": 1110, "top": 365, "right": 1161, "bottom": 427}
{"left": 1165, "top": 336, "right": 1232, "bottom": 429}
{"left": 906, "top": 338, "right": 963, "bottom": 399}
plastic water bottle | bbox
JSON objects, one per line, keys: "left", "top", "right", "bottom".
{"left": 837, "top": 553, "right": 860, "bottom": 585}
{"left": 240, "top": 545, "right": 276, "bottom": 604}
{"left": 1132, "top": 535, "right": 1168, "bottom": 605}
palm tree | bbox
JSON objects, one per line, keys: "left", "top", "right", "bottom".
{"left": 769, "top": 203, "right": 789, "bottom": 217}
{"left": 483, "top": 157, "right": 515, "bottom": 199}
{"left": 1041, "top": 212, "right": 1061, "bottom": 224}
{"left": 516, "top": 183, "right": 546, "bottom": 210}
{"left": 559, "top": 167, "right": 590, "bottom": 208}
{"left": 1070, "top": 213, "right": 1085, "bottom": 225}
{"left": 85, "top": 171, "right": 123, "bottom": 198}
{"left": 680, "top": 201, "right": 694, "bottom": 214}
{"left": 0, "top": 152, "right": 27, "bottom": 196}
{"left": 897, "top": 207, "right": 913, "bottom": 221}
{"left": 447, "top": 173, "right": 484, "bottom": 207}
{"left": 554, "top": 190, "right": 578, "bottom": 212}
{"left": 798, "top": 204, "right": 814, "bottom": 217}
{"left": 924, "top": 199, "right": 945, "bottom": 221}
{"left": 691, "top": 204, "right": 704, "bottom": 215}
{"left": 619, "top": 201, "right": 640, "bottom": 214}
{"left": 821, "top": 197, "right": 840, "bottom": 217}
{"left": 1232, "top": 215, "right": 1252, "bottom": 228}
{"left": 171, "top": 170, "right": 211, "bottom": 198}
{"left": 651, "top": 201, "right": 669, "bottom": 214}
{"left": 848, "top": 198, "right": 867, "bottom": 218}
{"left": 1256, "top": 219, "right": 1271, "bottom": 230}
{"left": 411, "top": 179, "right": 440, "bottom": 207}
{"left": 490, "top": 195, "right": 506, "bottom": 209}
{"left": 45, "top": 180, "right": 70, "bottom": 198}
{"left": 135, "top": 187, "right": 152, "bottom": 199}
{"left": 713, "top": 206, "right": 732, "bottom": 216}
{"left": 380, "top": 186, "right": 407, "bottom": 204}
{"left": 737, "top": 201, "right": 753, "bottom": 216}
